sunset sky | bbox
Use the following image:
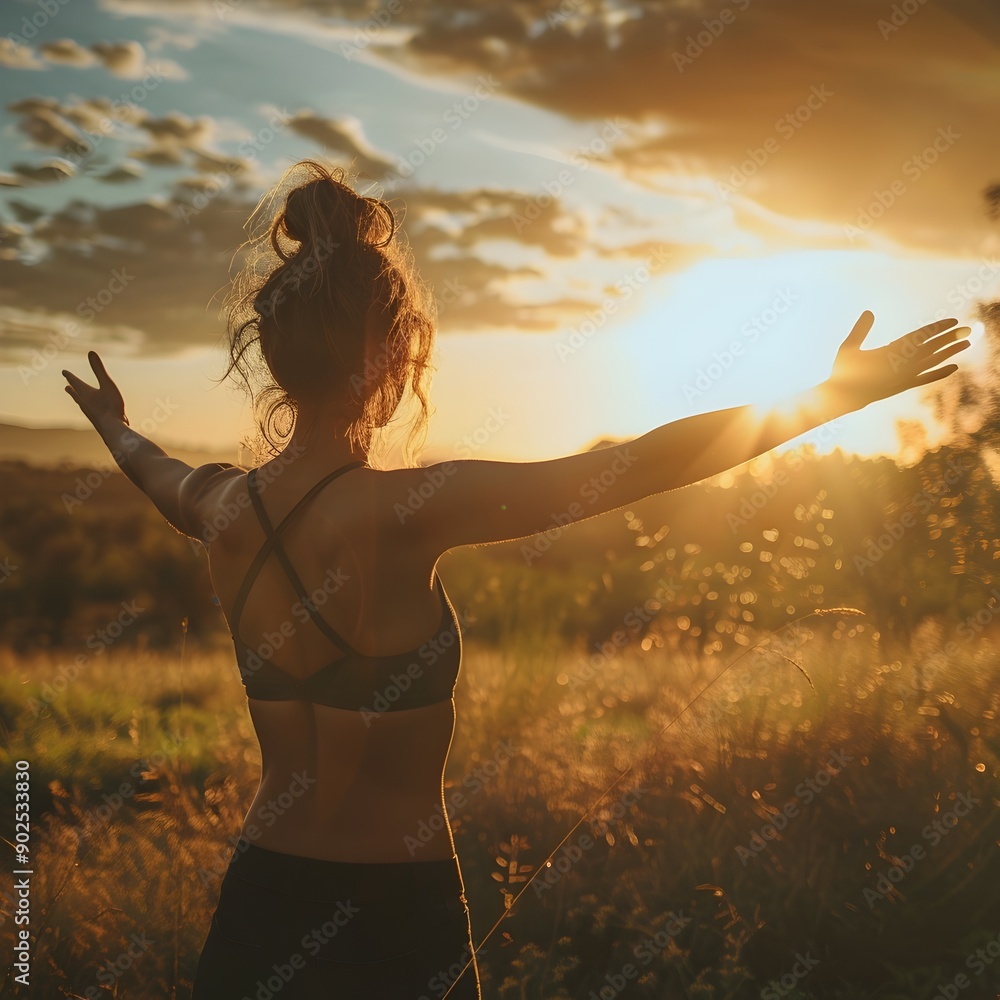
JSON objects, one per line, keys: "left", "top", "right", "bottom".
{"left": 1, "top": 0, "right": 998, "bottom": 465}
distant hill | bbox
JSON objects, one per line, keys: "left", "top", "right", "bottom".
{"left": 0, "top": 420, "right": 630, "bottom": 473}
{"left": 0, "top": 421, "right": 240, "bottom": 471}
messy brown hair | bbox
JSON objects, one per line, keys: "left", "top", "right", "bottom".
{"left": 219, "top": 158, "right": 437, "bottom": 469}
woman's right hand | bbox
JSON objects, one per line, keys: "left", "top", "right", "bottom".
{"left": 825, "top": 311, "right": 971, "bottom": 410}
{"left": 62, "top": 351, "right": 129, "bottom": 431}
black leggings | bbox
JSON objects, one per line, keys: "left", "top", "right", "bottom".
{"left": 192, "top": 843, "right": 482, "bottom": 1000}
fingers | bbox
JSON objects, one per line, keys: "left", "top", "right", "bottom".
{"left": 906, "top": 316, "right": 960, "bottom": 346}
{"left": 843, "top": 310, "right": 875, "bottom": 348}
{"left": 89, "top": 350, "right": 113, "bottom": 387}
{"left": 920, "top": 326, "right": 968, "bottom": 355}
{"left": 902, "top": 328, "right": 970, "bottom": 374}
{"left": 909, "top": 363, "right": 960, "bottom": 389}
{"left": 889, "top": 319, "right": 965, "bottom": 360}
{"left": 923, "top": 338, "right": 971, "bottom": 368}
{"left": 61, "top": 368, "right": 92, "bottom": 391}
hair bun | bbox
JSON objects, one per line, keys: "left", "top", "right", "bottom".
{"left": 282, "top": 178, "right": 396, "bottom": 260}
{"left": 282, "top": 179, "right": 345, "bottom": 247}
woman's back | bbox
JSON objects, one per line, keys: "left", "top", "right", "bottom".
{"left": 204, "top": 457, "right": 463, "bottom": 863}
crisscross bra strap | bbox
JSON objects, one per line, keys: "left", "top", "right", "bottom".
{"left": 229, "top": 461, "right": 366, "bottom": 653}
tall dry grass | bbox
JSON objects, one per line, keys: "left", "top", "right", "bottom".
{"left": 0, "top": 615, "right": 997, "bottom": 999}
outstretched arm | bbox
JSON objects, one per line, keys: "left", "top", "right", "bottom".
{"left": 62, "top": 352, "right": 237, "bottom": 539}
{"left": 400, "top": 312, "right": 971, "bottom": 556}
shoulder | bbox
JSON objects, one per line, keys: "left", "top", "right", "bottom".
{"left": 178, "top": 462, "right": 248, "bottom": 543}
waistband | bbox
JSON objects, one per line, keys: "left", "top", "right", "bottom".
{"left": 224, "top": 842, "right": 464, "bottom": 904}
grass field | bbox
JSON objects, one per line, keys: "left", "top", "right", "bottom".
{"left": 0, "top": 610, "right": 997, "bottom": 999}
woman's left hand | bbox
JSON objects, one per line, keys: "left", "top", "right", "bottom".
{"left": 62, "top": 351, "right": 128, "bottom": 429}
{"left": 826, "top": 311, "right": 971, "bottom": 410}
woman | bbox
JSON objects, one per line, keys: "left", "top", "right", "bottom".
{"left": 61, "top": 158, "right": 970, "bottom": 999}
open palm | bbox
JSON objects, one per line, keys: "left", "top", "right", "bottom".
{"left": 827, "top": 311, "right": 971, "bottom": 410}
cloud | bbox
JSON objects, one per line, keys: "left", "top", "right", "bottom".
{"left": 90, "top": 40, "right": 148, "bottom": 78}
{"left": 2, "top": 202, "right": 46, "bottom": 225}
{"left": 391, "top": 0, "right": 1000, "bottom": 255}
{"left": 67, "top": 0, "right": 999, "bottom": 257}
{"left": 85, "top": 38, "right": 188, "bottom": 79}
{"left": 285, "top": 111, "right": 398, "bottom": 179}
{"left": 401, "top": 187, "right": 591, "bottom": 259}
{"left": 60, "top": 96, "right": 147, "bottom": 132}
{"left": 0, "top": 194, "right": 245, "bottom": 361}
{"left": 9, "top": 159, "right": 77, "bottom": 185}
{"left": 97, "top": 162, "right": 145, "bottom": 183}
{"left": 144, "top": 26, "right": 201, "bottom": 53}
{"left": 3, "top": 97, "right": 255, "bottom": 185}
{"left": 2, "top": 35, "right": 187, "bottom": 78}
{"left": 0, "top": 305, "right": 146, "bottom": 356}
{"left": 39, "top": 39, "right": 99, "bottom": 67}
{"left": 6, "top": 98, "right": 92, "bottom": 155}
{"left": 0, "top": 38, "right": 44, "bottom": 70}
{"left": 140, "top": 110, "right": 213, "bottom": 143}
{"left": 159, "top": 0, "right": 995, "bottom": 257}
{"left": 0, "top": 171, "right": 666, "bottom": 362}
{"left": 0, "top": 223, "right": 26, "bottom": 259}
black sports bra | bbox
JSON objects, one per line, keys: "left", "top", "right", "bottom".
{"left": 228, "top": 461, "right": 462, "bottom": 715}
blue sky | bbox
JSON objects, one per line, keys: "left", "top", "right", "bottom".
{"left": 1, "top": 0, "right": 998, "bottom": 464}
